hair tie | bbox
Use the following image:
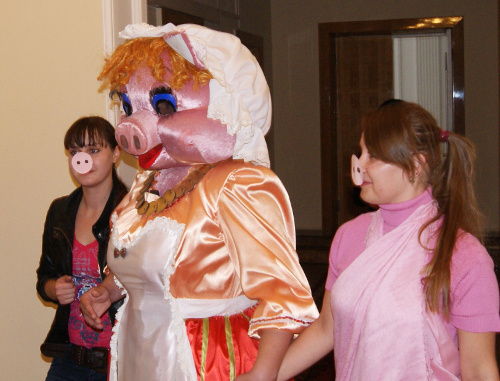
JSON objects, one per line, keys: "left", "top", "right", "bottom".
{"left": 439, "top": 128, "right": 450, "bottom": 142}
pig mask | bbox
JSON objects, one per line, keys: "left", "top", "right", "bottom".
{"left": 104, "top": 23, "right": 272, "bottom": 170}
{"left": 116, "top": 56, "right": 234, "bottom": 170}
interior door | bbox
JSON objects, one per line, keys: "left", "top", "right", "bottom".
{"left": 335, "top": 35, "right": 394, "bottom": 226}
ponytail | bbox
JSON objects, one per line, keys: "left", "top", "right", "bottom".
{"left": 363, "top": 100, "right": 483, "bottom": 318}
{"left": 421, "top": 132, "right": 483, "bottom": 318}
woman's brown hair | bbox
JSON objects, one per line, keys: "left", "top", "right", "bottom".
{"left": 64, "top": 116, "right": 118, "bottom": 150}
{"left": 361, "top": 99, "right": 483, "bottom": 318}
{"left": 64, "top": 116, "right": 121, "bottom": 181}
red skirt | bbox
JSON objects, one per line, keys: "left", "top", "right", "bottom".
{"left": 185, "top": 307, "right": 259, "bottom": 381}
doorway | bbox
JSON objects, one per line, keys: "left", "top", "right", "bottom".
{"left": 317, "top": 17, "right": 464, "bottom": 236}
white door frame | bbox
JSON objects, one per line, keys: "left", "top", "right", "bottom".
{"left": 101, "top": 0, "right": 147, "bottom": 185}
{"left": 101, "top": 0, "right": 147, "bottom": 123}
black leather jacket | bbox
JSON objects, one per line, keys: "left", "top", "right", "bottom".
{"left": 36, "top": 174, "right": 127, "bottom": 354}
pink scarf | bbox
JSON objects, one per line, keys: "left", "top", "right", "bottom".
{"left": 331, "top": 201, "right": 460, "bottom": 380}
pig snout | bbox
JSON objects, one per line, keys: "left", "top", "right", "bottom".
{"left": 115, "top": 114, "right": 162, "bottom": 156}
{"left": 116, "top": 123, "right": 146, "bottom": 154}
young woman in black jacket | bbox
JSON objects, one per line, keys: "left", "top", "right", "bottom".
{"left": 36, "top": 116, "right": 127, "bottom": 380}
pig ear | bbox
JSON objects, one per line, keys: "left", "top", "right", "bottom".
{"left": 163, "top": 32, "right": 206, "bottom": 70}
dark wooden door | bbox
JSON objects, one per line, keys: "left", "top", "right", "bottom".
{"left": 161, "top": 8, "right": 204, "bottom": 26}
{"left": 335, "top": 35, "right": 394, "bottom": 226}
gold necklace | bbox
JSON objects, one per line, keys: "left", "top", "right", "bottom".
{"left": 135, "top": 163, "right": 218, "bottom": 215}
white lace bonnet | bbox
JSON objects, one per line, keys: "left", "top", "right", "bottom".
{"left": 119, "top": 23, "right": 272, "bottom": 168}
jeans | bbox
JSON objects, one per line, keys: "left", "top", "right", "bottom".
{"left": 46, "top": 356, "right": 107, "bottom": 381}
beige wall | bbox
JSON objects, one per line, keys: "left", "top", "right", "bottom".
{"left": 271, "top": 0, "right": 499, "bottom": 232}
{"left": 0, "top": 1, "right": 107, "bottom": 379}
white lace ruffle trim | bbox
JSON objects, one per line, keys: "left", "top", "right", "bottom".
{"left": 108, "top": 215, "right": 197, "bottom": 380}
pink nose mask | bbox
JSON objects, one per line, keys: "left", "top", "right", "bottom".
{"left": 72, "top": 152, "right": 93, "bottom": 174}
{"left": 351, "top": 155, "right": 363, "bottom": 186}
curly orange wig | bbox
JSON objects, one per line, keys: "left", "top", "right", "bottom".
{"left": 98, "top": 37, "right": 212, "bottom": 92}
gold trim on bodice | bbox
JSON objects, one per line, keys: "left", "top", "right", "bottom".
{"left": 135, "top": 163, "right": 218, "bottom": 216}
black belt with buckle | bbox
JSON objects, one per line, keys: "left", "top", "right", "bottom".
{"left": 68, "top": 344, "right": 109, "bottom": 373}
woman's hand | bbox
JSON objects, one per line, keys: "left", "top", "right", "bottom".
{"left": 80, "top": 273, "right": 123, "bottom": 329}
{"left": 80, "top": 285, "right": 112, "bottom": 330}
{"left": 45, "top": 275, "right": 75, "bottom": 305}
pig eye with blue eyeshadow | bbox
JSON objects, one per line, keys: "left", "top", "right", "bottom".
{"left": 150, "top": 86, "right": 177, "bottom": 116}
{"left": 121, "top": 93, "right": 133, "bottom": 116}
{"left": 109, "top": 90, "right": 133, "bottom": 117}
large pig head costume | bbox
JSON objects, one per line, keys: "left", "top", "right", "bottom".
{"left": 101, "top": 23, "right": 271, "bottom": 189}
{"left": 101, "top": 23, "right": 317, "bottom": 381}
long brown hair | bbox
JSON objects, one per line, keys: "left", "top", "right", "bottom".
{"left": 361, "top": 99, "right": 483, "bottom": 317}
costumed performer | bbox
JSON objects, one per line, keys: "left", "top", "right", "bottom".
{"left": 80, "top": 23, "right": 319, "bottom": 381}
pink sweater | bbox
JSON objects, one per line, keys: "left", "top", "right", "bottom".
{"left": 326, "top": 189, "right": 500, "bottom": 334}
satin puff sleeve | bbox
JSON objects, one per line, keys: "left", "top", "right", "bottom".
{"left": 216, "top": 164, "right": 319, "bottom": 338}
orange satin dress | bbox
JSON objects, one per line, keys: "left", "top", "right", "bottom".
{"left": 108, "top": 159, "right": 318, "bottom": 380}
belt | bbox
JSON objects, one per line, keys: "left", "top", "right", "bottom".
{"left": 68, "top": 344, "right": 109, "bottom": 373}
